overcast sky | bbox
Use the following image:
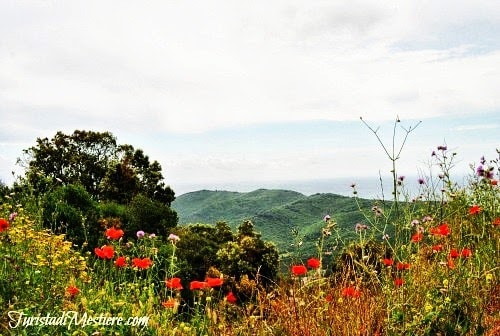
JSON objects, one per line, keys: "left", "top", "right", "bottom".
{"left": 0, "top": 1, "right": 499, "bottom": 195}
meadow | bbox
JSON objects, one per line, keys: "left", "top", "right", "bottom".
{"left": 0, "top": 142, "right": 499, "bottom": 335}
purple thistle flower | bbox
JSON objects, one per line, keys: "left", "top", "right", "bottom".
{"left": 417, "top": 178, "right": 425, "bottom": 185}
{"left": 136, "top": 230, "right": 145, "bottom": 239}
{"left": 437, "top": 145, "right": 447, "bottom": 151}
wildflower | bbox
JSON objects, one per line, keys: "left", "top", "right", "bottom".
{"left": 430, "top": 223, "right": 450, "bottom": 237}
{"left": 132, "top": 257, "right": 153, "bottom": 269}
{"left": 114, "top": 256, "right": 127, "bottom": 268}
{"left": 0, "top": 218, "right": 9, "bottom": 232}
{"left": 461, "top": 248, "right": 472, "bottom": 258}
{"left": 206, "top": 277, "right": 223, "bottom": 288}
{"left": 422, "top": 215, "right": 433, "bottom": 223}
{"left": 291, "top": 265, "right": 308, "bottom": 276}
{"left": 396, "top": 262, "right": 410, "bottom": 271}
{"left": 168, "top": 233, "right": 180, "bottom": 243}
{"left": 162, "top": 298, "right": 178, "bottom": 309}
{"left": 382, "top": 258, "right": 394, "bottom": 266}
{"left": 355, "top": 223, "right": 368, "bottom": 232}
{"left": 95, "top": 245, "right": 115, "bottom": 259}
{"left": 190, "top": 281, "right": 208, "bottom": 290}
{"left": 307, "top": 257, "right": 321, "bottom": 269}
{"left": 437, "top": 145, "right": 447, "bottom": 151}
{"left": 469, "top": 205, "right": 482, "bottom": 215}
{"left": 66, "top": 285, "right": 80, "bottom": 297}
{"left": 411, "top": 219, "right": 420, "bottom": 227}
{"left": 9, "top": 212, "right": 18, "bottom": 222}
{"left": 382, "top": 233, "right": 390, "bottom": 240}
{"left": 106, "top": 227, "right": 124, "bottom": 240}
{"left": 411, "top": 232, "right": 423, "bottom": 243}
{"left": 226, "top": 291, "right": 237, "bottom": 304}
{"left": 449, "top": 248, "right": 460, "bottom": 259}
{"left": 324, "top": 215, "right": 331, "bottom": 222}
{"left": 341, "top": 287, "right": 361, "bottom": 298}
{"left": 417, "top": 178, "right": 426, "bottom": 185}
{"left": 325, "top": 294, "right": 333, "bottom": 302}
{"left": 394, "top": 278, "right": 404, "bottom": 287}
{"left": 149, "top": 233, "right": 156, "bottom": 238}
{"left": 493, "top": 218, "right": 500, "bottom": 226}
{"left": 491, "top": 179, "right": 498, "bottom": 186}
{"left": 431, "top": 151, "right": 436, "bottom": 157}
{"left": 136, "top": 230, "right": 145, "bottom": 239}
{"left": 165, "top": 277, "right": 183, "bottom": 290}
{"left": 476, "top": 165, "right": 485, "bottom": 177}
{"left": 447, "top": 258, "right": 455, "bottom": 269}
{"left": 432, "top": 244, "right": 444, "bottom": 252}
{"left": 480, "top": 156, "right": 486, "bottom": 165}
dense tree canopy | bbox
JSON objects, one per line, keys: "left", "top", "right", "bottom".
{"left": 20, "top": 130, "right": 175, "bottom": 206}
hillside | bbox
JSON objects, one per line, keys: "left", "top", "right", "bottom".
{"left": 172, "top": 189, "right": 374, "bottom": 255}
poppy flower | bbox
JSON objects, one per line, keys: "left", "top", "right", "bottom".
{"left": 106, "top": 227, "right": 124, "bottom": 240}
{"left": 493, "top": 218, "right": 500, "bottom": 226}
{"left": 432, "top": 244, "right": 444, "bottom": 252}
{"left": 162, "top": 298, "right": 178, "bottom": 309}
{"left": 469, "top": 205, "right": 482, "bottom": 215}
{"left": 447, "top": 258, "right": 455, "bottom": 269}
{"left": 491, "top": 179, "right": 498, "bottom": 186}
{"left": 132, "top": 257, "right": 152, "bottom": 269}
{"left": 396, "top": 262, "right": 410, "bottom": 271}
{"left": 226, "top": 291, "right": 237, "bottom": 304}
{"left": 411, "top": 232, "right": 423, "bottom": 243}
{"left": 307, "top": 258, "right": 321, "bottom": 269}
{"left": 114, "top": 256, "right": 127, "bottom": 268}
{"left": 449, "top": 248, "right": 460, "bottom": 258}
{"left": 95, "top": 245, "right": 115, "bottom": 259}
{"left": 430, "top": 223, "right": 450, "bottom": 237}
{"left": 394, "top": 278, "right": 404, "bottom": 287}
{"left": 341, "top": 287, "right": 361, "bottom": 298}
{"left": 382, "top": 258, "right": 394, "bottom": 266}
{"left": 325, "top": 294, "right": 333, "bottom": 302}
{"left": 190, "top": 281, "right": 208, "bottom": 290}
{"left": 461, "top": 248, "right": 472, "bottom": 258}
{"left": 207, "top": 277, "right": 223, "bottom": 288}
{"left": 0, "top": 218, "right": 9, "bottom": 232}
{"left": 291, "top": 265, "right": 308, "bottom": 276}
{"left": 165, "top": 277, "right": 183, "bottom": 290}
{"left": 66, "top": 285, "right": 79, "bottom": 297}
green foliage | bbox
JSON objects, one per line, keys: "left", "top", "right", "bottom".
{"left": 20, "top": 129, "right": 175, "bottom": 206}
{"left": 41, "top": 183, "right": 100, "bottom": 248}
{"left": 125, "top": 194, "right": 178, "bottom": 238}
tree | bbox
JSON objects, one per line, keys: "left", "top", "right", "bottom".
{"left": 20, "top": 130, "right": 175, "bottom": 206}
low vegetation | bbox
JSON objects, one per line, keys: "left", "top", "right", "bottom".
{"left": 0, "top": 124, "right": 498, "bottom": 335}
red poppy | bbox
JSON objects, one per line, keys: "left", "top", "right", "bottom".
{"left": 206, "top": 277, "right": 223, "bottom": 288}
{"left": 165, "top": 277, "right": 183, "bottom": 290}
{"left": 0, "top": 218, "right": 9, "bottom": 232}
{"left": 493, "top": 218, "right": 500, "bottom": 226}
{"left": 95, "top": 245, "right": 115, "bottom": 259}
{"left": 469, "top": 205, "right": 482, "bottom": 215}
{"left": 491, "top": 179, "right": 498, "bottom": 186}
{"left": 411, "top": 232, "right": 423, "bottom": 243}
{"left": 162, "top": 298, "right": 178, "bottom": 308}
{"left": 382, "top": 258, "right": 394, "bottom": 266}
{"left": 106, "top": 227, "right": 124, "bottom": 240}
{"left": 449, "top": 248, "right": 460, "bottom": 258}
{"left": 114, "top": 256, "right": 127, "bottom": 268}
{"left": 226, "top": 291, "right": 237, "bottom": 304}
{"left": 447, "top": 258, "right": 455, "bottom": 269}
{"left": 66, "top": 285, "right": 80, "bottom": 297}
{"left": 132, "top": 257, "right": 152, "bottom": 269}
{"left": 341, "top": 287, "right": 361, "bottom": 298}
{"left": 396, "top": 262, "right": 410, "bottom": 271}
{"left": 190, "top": 281, "right": 208, "bottom": 290}
{"left": 394, "top": 278, "right": 404, "bottom": 287}
{"left": 432, "top": 244, "right": 444, "bottom": 252}
{"left": 291, "top": 265, "right": 308, "bottom": 276}
{"left": 430, "top": 223, "right": 450, "bottom": 237}
{"left": 307, "top": 258, "right": 321, "bottom": 269}
{"left": 461, "top": 248, "right": 472, "bottom": 258}
{"left": 325, "top": 294, "right": 333, "bottom": 302}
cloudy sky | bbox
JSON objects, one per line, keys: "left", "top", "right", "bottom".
{"left": 0, "top": 1, "right": 499, "bottom": 195}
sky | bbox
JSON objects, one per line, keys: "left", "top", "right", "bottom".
{"left": 0, "top": 0, "right": 499, "bottom": 196}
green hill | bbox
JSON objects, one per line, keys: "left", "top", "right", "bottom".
{"left": 172, "top": 189, "right": 374, "bottom": 256}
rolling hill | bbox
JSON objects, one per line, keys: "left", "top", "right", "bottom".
{"left": 172, "top": 189, "right": 375, "bottom": 256}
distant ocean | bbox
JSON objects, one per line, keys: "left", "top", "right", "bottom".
{"left": 171, "top": 175, "right": 457, "bottom": 199}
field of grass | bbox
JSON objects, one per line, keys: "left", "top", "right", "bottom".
{"left": 1, "top": 145, "right": 499, "bottom": 335}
